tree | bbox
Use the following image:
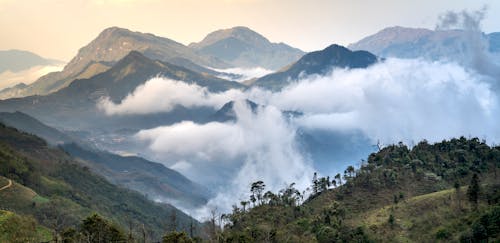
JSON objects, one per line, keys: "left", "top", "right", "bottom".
{"left": 467, "top": 174, "right": 480, "bottom": 210}
{"left": 454, "top": 181, "right": 461, "bottom": 210}
{"left": 240, "top": 201, "right": 249, "bottom": 212}
{"left": 388, "top": 214, "right": 395, "bottom": 228}
{"left": 169, "top": 210, "right": 178, "bottom": 232}
{"left": 162, "top": 231, "right": 193, "bottom": 243}
{"left": 312, "top": 172, "right": 319, "bottom": 194}
{"left": 334, "top": 173, "right": 342, "bottom": 186}
{"left": 80, "top": 213, "right": 126, "bottom": 243}
{"left": 251, "top": 181, "right": 266, "bottom": 206}
{"left": 346, "top": 166, "right": 355, "bottom": 178}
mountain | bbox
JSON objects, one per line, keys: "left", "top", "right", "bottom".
{"left": 0, "top": 122, "right": 200, "bottom": 240}
{"left": 219, "top": 137, "right": 500, "bottom": 242}
{"left": 0, "top": 51, "right": 244, "bottom": 130}
{"left": 211, "top": 99, "right": 259, "bottom": 122}
{"left": 251, "top": 44, "right": 377, "bottom": 90}
{"left": 189, "top": 26, "right": 304, "bottom": 70}
{"left": 0, "top": 50, "right": 64, "bottom": 93}
{"left": 61, "top": 143, "right": 210, "bottom": 209}
{"left": 0, "top": 111, "right": 74, "bottom": 145}
{"left": 348, "top": 26, "right": 500, "bottom": 60}
{"left": 0, "top": 27, "right": 230, "bottom": 99}
{"left": 0, "top": 111, "right": 209, "bottom": 209}
{"left": 0, "top": 49, "right": 62, "bottom": 73}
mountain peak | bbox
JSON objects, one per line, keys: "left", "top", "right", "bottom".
{"left": 190, "top": 26, "right": 304, "bottom": 69}
{"left": 99, "top": 26, "right": 131, "bottom": 35}
{"left": 251, "top": 44, "right": 377, "bottom": 90}
{"left": 190, "top": 26, "right": 269, "bottom": 49}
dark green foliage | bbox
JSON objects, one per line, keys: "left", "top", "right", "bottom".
{"left": 162, "top": 231, "right": 194, "bottom": 243}
{"left": 466, "top": 206, "right": 500, "bottom": 241}
{"left": 315, "top": 226, "right": 336, "bottom": 243}
{"left": 81, "top": 214, "right": 126, "bottom": 243}
{"left": 221, "top": 137, "right": 499, "bottom": 242}
{"left": 388, "top": 214, "right": 395, "bottom": 228}
{"left": 468, "top": 174, "right": 480, "bottom": 209}
{"left": 0, "top": 123, "right": 199, "bottom": 241}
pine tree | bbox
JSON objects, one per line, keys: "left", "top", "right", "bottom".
{"left": 467, "top": 174, "right": 480, "bottom": 210}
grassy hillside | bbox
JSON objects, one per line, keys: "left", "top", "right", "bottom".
{"left": 0, "top": 123, "right": 200, "bottom": 241}
{"left": 218, "top": 137, "right": 500, "bottom": 242}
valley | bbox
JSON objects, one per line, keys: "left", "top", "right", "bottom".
{"left": 0, "top": 2, "right": 499, "bottom": 242}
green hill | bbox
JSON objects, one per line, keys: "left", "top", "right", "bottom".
{"left": 217, "top": 138, "right": 500, "bottom": 242}
{"left": 0, "top": 111, "right": 210, "bottom": 209}
{"left": 0, "top": 123, "right": 201, "bottom": 241}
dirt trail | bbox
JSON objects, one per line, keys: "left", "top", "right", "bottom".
{"left": 0, "top": 179, "right": 12, "bottom": 191}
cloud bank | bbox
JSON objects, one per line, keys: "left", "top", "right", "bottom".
{"left": 97, "top": 76, "right": 244, "bottom": 115}
{"left": 97, "top": 8, "right": 500, "bottom": 219}
{"left": 135, "top": 101, "right": 313, "bottom": 217}
{"left": 99, "top": 56, "right": 500, "bottom": 218}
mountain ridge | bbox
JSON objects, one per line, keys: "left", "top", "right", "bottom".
{"left": 190, "top": 26, "right": 304, "bottom": 70}
{"left": 251, "top": 44, "right": 378, "bottom": 90}
{"left": 0, "top": 51, "right": 244, "bottom": 130}
{"left": 0, "top": 26, "right": 231, "bottom": 100}
{"left": 348, "top": 26, "right": 500, "bottom": 60}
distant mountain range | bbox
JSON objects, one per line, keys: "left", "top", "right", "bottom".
{"left": 0, "top": 49, "right": 62, "bottom": 73}
{"left": 190, "top": 26, "right": 304, "bottom": 70}
{"left": 0, "top": 50, "right": 64, "bottom": 92}
{"left": 0, "top": 26, "right": 304, "bottom": 100}
{"left": 349, "top": 26, "right": 500, "bottom": 60}
{"left": 0, "top": 51, "right": 243, "bottom": 130}
{"left": 250, "top": 44, "right": 378, "bottom": 90}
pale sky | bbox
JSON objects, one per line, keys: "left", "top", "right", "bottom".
{"left": 0, "top": 0, "right": 498, "bottom": 61}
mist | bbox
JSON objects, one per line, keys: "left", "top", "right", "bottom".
{"left": 96, "top": 8, "right": 500, "bottom": 219}
{"left": 97, "top": 76, "right": 244, "bottom": 115}
{"left": 98, "top": 56, "right": 500, "bottom": 218}
{"left": 135, "top": 100, "right": 314, "bottom": 218}
{"left": 211, "top": 67, "right": 274, "bottom": 82}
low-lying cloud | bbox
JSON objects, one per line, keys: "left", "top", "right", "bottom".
{"left": 97, "top": 76, "right": 243, "bottom": 115}
{"left": 96, "top": 8, "right": 500, "bottom": 219}
{"left": 212, "top": 67, "right": 274, "bottom": 82}
{"left": 136, "top": 101, "right": 313, "bottom": 217}
{"left": 101, "top": 56, "right": 500, "bottom": 218}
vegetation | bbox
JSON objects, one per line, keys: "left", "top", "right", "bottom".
{"left": 217, "top": 137, "right": 500, "bottom": 242}
{"left": 0, "top": 123, "right": 200, "bottom": 241}
{"left": 1, "top": 118, "right": 499, "bottom": 242}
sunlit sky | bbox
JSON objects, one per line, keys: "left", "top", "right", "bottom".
{"left": 0, "top": 0, "right": 498, "bottom": 61}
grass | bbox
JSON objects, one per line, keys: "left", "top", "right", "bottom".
{"left": 355, "top": 186, "right": 485, "bottom": 242}
{"left": 0, "top": 210, "right": 14, "bottom": 224}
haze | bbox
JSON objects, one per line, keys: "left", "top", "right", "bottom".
{"left": 0, "top": 0, "right": 498, "bottom": 61}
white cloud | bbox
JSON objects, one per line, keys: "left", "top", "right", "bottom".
{"left": 211, "top": 67, "right": 274, "bottom": 82}
{"left": 135, "top": 101, "right": 313, "bottom": 218}
{"left": 97, "top": 76, "right": 244, "bottom": 115}
{"left": 99, "top": 57, "right": 500, "bottom": 219}
{"left": 262, "top": 58, "right": 499, "bottom": 145}
{"left": 170, "top": 160, "right": 192, "bottom": 172}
